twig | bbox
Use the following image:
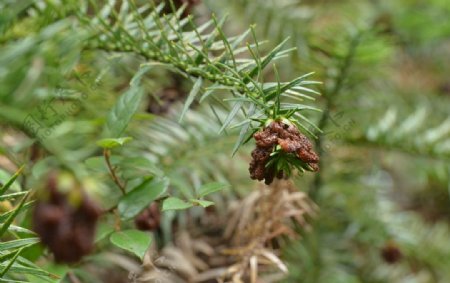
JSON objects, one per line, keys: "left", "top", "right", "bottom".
{"left": 103, "top": 149, "right": 126, "bottom": 195}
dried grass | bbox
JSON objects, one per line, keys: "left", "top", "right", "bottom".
{"left": 136, "top": 180, "right": 318, "bottom": 283}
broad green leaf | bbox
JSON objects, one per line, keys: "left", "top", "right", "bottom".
{"left": 190, "top": 199, "right": 215, "bottom": 208}
{"left": 95, "top": 223, "right": 115, "bottom": 243}
{"left": 118, "top": 177, "right": 168, "bottom": 220}
{"left": 110, "top": 230, "right": 152, "bottom": 261}
{"left": 106, "top": 85, "right": 144, "bottom": 138}
{"left": 162, "top": 197, "right": 193, "bottom": 211}
{"left": 96, "top": 137, "right": 133, "bottom": 149}
{"left": 179, "top": 77, "right": 203, "bottom": 122}
{"left": 197, "top": 182, "right": 229, "bottom": 198}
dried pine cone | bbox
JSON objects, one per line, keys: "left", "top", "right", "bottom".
{"left": 249, "top": 120, "right": 319, "bottom": 184}
{"left": 134, "top": 202, "right": 161, "bottom": 231}
{"left": 32, "top": 176, "right": 101, "bottom": 263}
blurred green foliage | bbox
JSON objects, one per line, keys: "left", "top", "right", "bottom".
{"left": 207, "top": 0, "right": 450, "bottom": 282}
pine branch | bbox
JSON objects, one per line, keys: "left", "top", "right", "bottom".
{"left": 310, "top": 32, "right": 362, "bottom": 200}
{"left": 77, "top": 0, "right": 321, "bottom": 152}
{"left": 346, "top": 108, "right": 450, "bottom": 161}
{"left": 133, "top": 105, "right": 248, "bottom": 184}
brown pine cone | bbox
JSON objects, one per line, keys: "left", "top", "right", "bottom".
{"left": 249, "top": 147, "right": 273, "bottom": 182}
{"left": 249, "top": 120, "right": 319, "bottom": 184}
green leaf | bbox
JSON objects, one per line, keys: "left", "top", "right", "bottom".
{"left": 232, "top": 104, "right": 256, "bottom": 156}
{"left": 118, "top": 177, "right": 168, "bottom": 220}
{"left": 162, "top": 197, "right": 193, "bottom": 211}
{"left": 199, "top": 83, "right": 218, "bottom": 102}
{"left": 24, "top": 262, "right": 68, "bottom": 283}
{"left": 95, "top": 223, "right": 115, "bottom": 243}
{"left": 218, "top": 101, "right": 243, "bottom": 134}
{"left": 110, "top": 230, "right": 152, "bottom": 261}
{"left": 0, "top": 166, "right": 24, "bottom": 196}
{"left": 197, "top": 182, "right": 228, "bottom": 198}
{"left": 120, "top": 157, "right": 163, "bottom": 179}
{"left": 0, "top": 193, "right": 30, "bottom": 238}
{"left": 0, "top": 248, "right": 22, "bottom": 277}
{"left": 96, "top": 137, "right": 133, "bottom": 149}
{"left": 0, "top": 249, "right": 22, "bottom": 263}
{"left": 84, "top": 155, "right": 122, "bottom": 173}
{"left": 105, "top": 85, "right": 144, "bottom": 138}
{"left": 130, "top": 65, "right": 152, "bottom": 86}
{"left": 0, "top": 201, "right": 34, "bottom": 223}
{"left": 0, "top": 238, "right": 39, "bottom": 251}
{"left": 179, "top": 77, "right": 203, "bottom": 122}
{"left": 7, "top": 225, "right": 36, "bottom": 235}
{"left": 265, "top": 72, "right": 315, "bottom": 101}
{"left": 190, "top": 199, "right": 215, "bottom": 208}
{"left": 0, "top": 264, "right": 58, "bottom": 281}
{"left": 247, "top": 37, "right": 290, "bottom": 79}
{"left": 0, "top": 278, "right": 29, "bottom": 282}
{"left": 0, "top": 192, "right": 27, "bottom": 202}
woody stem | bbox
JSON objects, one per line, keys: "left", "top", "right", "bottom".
{"left": 103, "top": 149, "right": 126, "bottom": 195}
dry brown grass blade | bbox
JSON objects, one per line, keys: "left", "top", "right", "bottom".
{"left": 250, "top": 255, "right": 258, "bottom": 283}
{"left": 158, "top": 246, "right": 198, "bottom": 279}
{"left": 176, "top": 231, "right": 210, "bottom": 271}
{"left": 258, "top": 249, "right": 288, "bottom": 274}
{"left": 225, "top": 190, "right": 260, "bottom": 239}
{"left": 192, "top": 267, "right": 229, "bottom": 282}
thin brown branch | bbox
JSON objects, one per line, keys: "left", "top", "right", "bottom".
{"left": 103, "top": 149, "right": 126, "bottom": 195}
